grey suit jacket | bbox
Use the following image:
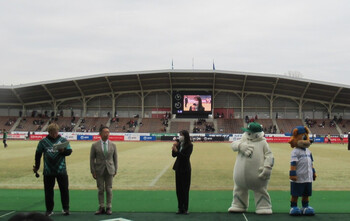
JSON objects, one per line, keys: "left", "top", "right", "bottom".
{"left": 90, "top": 140, "right": 118, "bottom": 176}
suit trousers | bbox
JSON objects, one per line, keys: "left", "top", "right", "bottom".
{"left": 44, "top": 174, "right": 69, "bottom": 212}
{"left": 175, "top": 170, "right": 191, "bottom": 211}
{"left": 96, "top": 168, "right": 114, "bottom": 208}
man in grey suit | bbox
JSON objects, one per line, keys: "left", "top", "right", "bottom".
{"left": 90, "top": 126, "right": 118, "bottom": 215}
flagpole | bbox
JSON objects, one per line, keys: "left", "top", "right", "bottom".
{"left": 192, "top": 57, "right": 194, "bottom": 70}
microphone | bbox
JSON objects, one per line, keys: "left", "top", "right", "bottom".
{"left": 33, "top": 165, "right": 40, "bottom": 178}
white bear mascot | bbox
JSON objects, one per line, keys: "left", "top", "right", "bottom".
{"left": 228, "top": 122, "right": 274, "bottom": 214}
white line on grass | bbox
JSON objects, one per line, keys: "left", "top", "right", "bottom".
{"left": 99, "top": 218, "right": 132, "bottom": 221}
{"left": 0, "top": 211, "right": 16, "bottom": 219}
{"left": 149, "top": 162, "right": 172, "bottom": 186}
{"left": 242, "top": 213, "right": 248, "bottom": 221}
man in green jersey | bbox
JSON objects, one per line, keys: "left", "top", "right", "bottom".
{"left": 33, "top": 123, "right": 72, "bottom": 217}
{"left": 2, "top": 129, "right": 8, "bottom": 148}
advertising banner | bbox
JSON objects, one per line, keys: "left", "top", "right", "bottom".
{"left": 92, "top": 135, "right": 124, "bottom": 141}
{"left": 265, "top": 136, "right": 290, "bottom": 143}
{"left": 2, "top": 134, "right": 27, "bottom": 140}
{"left": 160, "top": 136, "right": 177, "bottom": 141}
{"left": 324, "top": 137, "right": 348, "bottom": 144}
{"left": 313, "top": 137, "right": 324, "bottom": 143}
{"left": 77, "top": 135, "right": 93, "bottom": 140}
{"left": 191, "top": 136, "right": 225, "bottom": 141}
{"left": 140, "top": 136, "right": 156, "bottom": 141}
{"left": 93, "top": 135, "right": 101, "bottom": 141}
{"left": 30, "top": 134, "right": 47, "bottom": 140}
{"left": 124, "top": 133, "right": 140, "bottom": 141}
{"left": 61, "top": 134, "right": 77, "bottom": 141}
{"left": 109, "top": 135, "right": 124, "bottom": 141}
{"left": 151, "top": 133, "right": 178, "bottom": 137}
{"left": 11, "top": 134, "right": 26, "bottom": 139}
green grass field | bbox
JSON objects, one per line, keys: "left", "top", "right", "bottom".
{"left": 1, "top": 141, "right": 350, "bottom": 220}
{"left": 1, "top": 140, "right": 349, "bottom": 190}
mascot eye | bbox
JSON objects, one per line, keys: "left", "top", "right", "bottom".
{"left": 302, "top": 135, "right": 307, "bottom": 140}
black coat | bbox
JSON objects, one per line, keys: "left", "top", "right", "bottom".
{"left": 172, "top": 142, "right": 193, "bottom": 172}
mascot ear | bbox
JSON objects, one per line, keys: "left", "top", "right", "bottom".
{"left": 292, "top": 128, "right": 299, "bottom": 137}
{"left": 304, "top": 126, "right": 310, "bottom": 134}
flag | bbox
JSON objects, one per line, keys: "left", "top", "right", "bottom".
{"left": 213, "top": 60, "right": 216, "bottom": 70}
{"left": 171, "top": 59, "right": 174, "bottom": 69}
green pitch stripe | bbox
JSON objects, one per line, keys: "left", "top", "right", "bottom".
{"left": 0, "top": 189, "right": 349, "bottom": 213}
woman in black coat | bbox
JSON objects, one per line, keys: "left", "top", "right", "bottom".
{"left": 172, "top": 130, "right": 193, "bottom": 214}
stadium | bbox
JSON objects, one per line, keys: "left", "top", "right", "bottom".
{"left": 1, "top": 69, "right": 350, "bottom": 220}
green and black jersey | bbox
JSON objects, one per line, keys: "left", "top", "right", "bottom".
{"left": 3, "top": 132, "right": 7, "bottom": 140}
{"left": 35, "top": 135, "right": 72, "bottom": 176}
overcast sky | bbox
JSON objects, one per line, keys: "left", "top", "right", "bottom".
{"left": 0, "top": 0, "right": 349, "bottom": 86}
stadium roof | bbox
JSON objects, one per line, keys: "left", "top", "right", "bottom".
{"left": 1, "top": 69, "right": 350, "bottom": 107}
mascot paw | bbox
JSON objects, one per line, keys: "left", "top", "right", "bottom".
{"left": 289, "top": 207, "right": 302, "bottom": 216}
{"left": 228, "top": 206, "right": 247, "bottom": 213}
{"left": 258, "top": 167, "right": 272, "bottom": 180}
{"left": 302, "top": 206, "right": 315, "bottom": 216}
{"left": 256, "top": 208, "right": 272, "bottom": 215}
{"left": 243, "top": 147, "right": 254, "bottom": 157}
{"left": 239, "top": 143, "right": 254, "bottom": 157}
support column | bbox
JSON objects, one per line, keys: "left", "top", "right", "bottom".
{"left": 111, "top": 94, "right": 115, "bottom": 118}
{"left": 82, "top": 97, "right": 87, "bottom": 117}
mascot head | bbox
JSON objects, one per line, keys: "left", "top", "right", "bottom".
{"left": 242, "top": 122, "right": 264, "bottom": 141}
{"left": 288, "top": 126, "right": 312, "bottom": 148}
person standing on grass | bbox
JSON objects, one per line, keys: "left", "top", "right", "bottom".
{"left": 33, "top": 123, "right": 72, "bottom": 217}
{"left": 172, "top": 130, "right": 193, "bottom": 215}
{"left": 2, "top": 129, "right": 8, "bottom": 148}
{"left": 327, "top": 133, "right": 332, "bottom": 144}
{"left": 90, "top": 126, "right": 118, "bottom": 215}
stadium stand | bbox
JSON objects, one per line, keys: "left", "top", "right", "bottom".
{"left": 276, "top": 119, "right": 304, "bottom": 134}
{"left": 192, "top": 119, "right": 215, "bottom": 133}
{"left": 306, "top": 119, "right": 339, "bottom": 135}
{"left": 138, "top": 118, "right": 166, "bottom": 133}
{"left": 0, "top": 69, "right": 349, "bottom": 137}
{"left": 109, "top": 118, "right": 136, "bottom": 133}
{"left": 169, "top": 121, "right": 190, "bottom": 133}
{"left": 0, "top": 116, "right": 17, "bottom": 131}
{"left": 53, "top": 117, "right": 80, "bottom": 132}
{"left": 15, "top": 117, "right": 49, "bottom": 132}
{"left": 255, "top": 119, "right": 275, "bottom": 133}
{"left": 339, "top": 120, "right": 350, "bottom": 134}
{"left": 217, "top": 119, "right": 244, "bottom": 134}
{"left": 77, "top": 117, "right": 109, "bottom": 132}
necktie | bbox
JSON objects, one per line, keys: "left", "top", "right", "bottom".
{"left": 103, "top": 142, "right": 107, "bottom": 156}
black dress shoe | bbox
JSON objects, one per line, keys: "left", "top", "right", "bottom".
{"left": 62, "top": 209, "right": 70, "bottom": 216}
{"left": 176, "top": 210, "right": 184, "bottom": 214}
{"left": 106, "top": 207, "right": 112, "bottom": 215}
{"left": 95, "top": 207, "right": 105, "bottom": 215}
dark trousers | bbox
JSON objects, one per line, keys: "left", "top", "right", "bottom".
{"left": 44, "top": 174, "right": 69, "bottom": 212}
{"left": 175, "top": 170, "right": 191, "bottom": 211}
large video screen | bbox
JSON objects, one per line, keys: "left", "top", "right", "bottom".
{"left": 183, "top": 95, "right": 212, "bottom": 112}
{"left": 172, "top": 91, "right": 212, "bottom": 115}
